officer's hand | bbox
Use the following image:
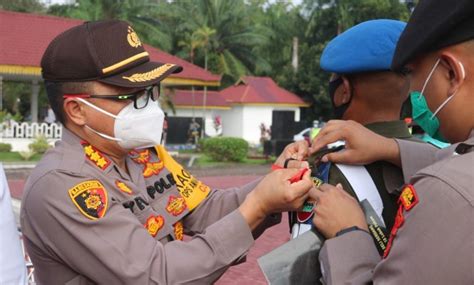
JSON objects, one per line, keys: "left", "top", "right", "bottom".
{"left": 310, "top": 183, "right": 368, "bottom": 239}
{"left": 240, "top": 168, "right": 315, "bottom": 230}
{"left": 309, "top": 120, "right": 401, "bottom": 166}
{"left": 274, "top": 140, "right": 310, "bottom": 169}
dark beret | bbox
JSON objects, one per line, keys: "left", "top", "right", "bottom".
{"left": 392, "top": 0, "right": 474, "bottom": 71}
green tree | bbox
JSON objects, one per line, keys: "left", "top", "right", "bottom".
{"left": 48, "top": 0, "right": 173, "bottom": 51}
{"left": 163, "top": 0, "right": 271, "bottom": 84}
{"left": 283, "top": 0, "right": 412, "bottom": 121}
{"left": 0, "top": 0, "right": 44, "bottom": 13}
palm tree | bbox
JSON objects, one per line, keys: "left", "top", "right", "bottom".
{"left": 163, "top": 0, "right": 271, "bottom": 82}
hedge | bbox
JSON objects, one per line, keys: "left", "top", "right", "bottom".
{"left": 0, "top": 143, "right": 12, "bottom": 152}
{"left": 202, "top": 137, "right": 248, "bottom": 162}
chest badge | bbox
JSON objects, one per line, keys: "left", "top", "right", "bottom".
{"left": 145, "top": 215, "right": 165, "bottom": 237}
{"left": 166, "top": 195, "right": 187, "bottom": 216}
{"left": 115, "top": 180, "right": 133, "bottom": 195}
{"left": 68, "top": 180, "right": 108, "bottom": 220}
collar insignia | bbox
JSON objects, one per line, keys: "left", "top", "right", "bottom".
{"left": 400, "top": 184, "right": 418, "bottom": 211}
{"left": 130, "top": 149, "right": 165, "bottom": 178}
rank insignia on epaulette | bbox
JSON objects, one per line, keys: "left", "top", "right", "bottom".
{"left": 174, "top": 221, "right": 184, "bottom": 241}
{"left": 399, "top": 184, "right": 418, "bottom": 211}
{"left": 115, "top": 180, "right": 133, "bottom": 195}
{"left": 68, "top": 180, "right": 108, "bottom": 220}
{"left": 166, "top": 195, "right": 187, "bottom": 216}
{"left": 145, "top": 215, "right": 164, "bottom": 237}
{"left": 81, "top": 142, "right": 111, "bottom": 170}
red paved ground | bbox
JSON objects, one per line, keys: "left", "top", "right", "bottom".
{"left": 7, "top": 175, "right": 290, "bottom": 284}
{"left": 198, "top": 176, "right": 290, "bottom": 285}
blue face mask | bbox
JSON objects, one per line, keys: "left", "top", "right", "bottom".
{"left": 409, "top": 59, "right": 464, "bottom": 143}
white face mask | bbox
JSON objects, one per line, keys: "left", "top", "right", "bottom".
{"left": 77, "top": 95, "right": 165, "bottom": 150}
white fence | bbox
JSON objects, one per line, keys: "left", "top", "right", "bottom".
{"left": 0, "top": 122, "right": 61, "bottom": 152}
{"left": 0, "top": 122, "right": 62, "bottom": 139}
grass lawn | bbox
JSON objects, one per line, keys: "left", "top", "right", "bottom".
{"left": 0, "top": 152, "right": 43, "bottom": 162}
{"left": 194, "top": 154, "right": 272, "bottom": 167}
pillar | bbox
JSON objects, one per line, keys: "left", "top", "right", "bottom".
{"left": 31, "top": 80, "right": 39, "bottom": 122}
{"left": 0, "top": 76, "right": 3, "bottom": 111}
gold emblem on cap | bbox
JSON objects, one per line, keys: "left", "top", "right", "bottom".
{"left": 123, "top": 64, "right": 176, "bottom": 82}
{"left": 127, "top": 26, "right": 142, "bottom": 48}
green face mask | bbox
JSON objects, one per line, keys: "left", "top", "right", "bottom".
{"left": 410, "top": 91, "right": 445, "bottom": 141}
{"left": 410, "top": 59, "right": 447, "bottom": 142}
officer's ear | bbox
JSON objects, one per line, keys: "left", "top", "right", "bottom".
{"left": 439, "top": 52, "right": 466, "bottom": 96}
{"left": 63, "top": 97, "right": 87, "bottom": 126}
{"left": 340, "top": 76, "right": 353, "bottom": 104}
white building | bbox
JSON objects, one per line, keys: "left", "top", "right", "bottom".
{"left": 171, "top": 76, "right": 309, "bottom": 145}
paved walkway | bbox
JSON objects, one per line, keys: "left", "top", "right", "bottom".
{"left": 7, "top": 172, "right": 290, "bottom": 284}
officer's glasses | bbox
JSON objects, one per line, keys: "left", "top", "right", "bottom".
{"left": 63, "top": 85, "right": 160, "bottom": 109}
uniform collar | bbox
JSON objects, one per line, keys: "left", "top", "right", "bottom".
{"left": 58, "top": 128, "right": 87, "bottom": 173}
{"left": 455, "top": 128, "right": 474, "bottom": 155}
{"left": 62, "top": 128, "right": 116, "bottom": 173}
{"left": 61, "top": 128, "right": 145, "bottom": 183}
{"left": 467, "top": 129, "right": 474, "bottom": 142}
{"left": 365, "top": 121, "right": 411, "bottom": 139}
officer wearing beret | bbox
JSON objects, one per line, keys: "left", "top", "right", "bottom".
{"left": 319, "top": 19, "right": 411, "bottom": 232}
{"left": 20, "top": 20, "right": 315, "bottom": 284}
{"left": 310, "top": 1, "right": 474, "bottom": 283}
{"left": 287, "top": 19, "right": 411, "bottom": 284}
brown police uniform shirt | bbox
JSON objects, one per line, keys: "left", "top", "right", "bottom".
{"left": 20, "top": 129, "right": 280, "bottom": 285}
{"left": 319, "top": 129, "right": 474, "bottom": 284}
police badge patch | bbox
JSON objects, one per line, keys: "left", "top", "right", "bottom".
{"left": 166, "top": 195, "right": 187, "bottom": 216}
{"left": 68, "top": 180, "right": 108, "bottom": 220}
{"left": 145, "top": 215, "right": 165, "bottom": 237}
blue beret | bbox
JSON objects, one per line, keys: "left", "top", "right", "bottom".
{"left": 320, "top": 19, "right": 406, "bottom": 74}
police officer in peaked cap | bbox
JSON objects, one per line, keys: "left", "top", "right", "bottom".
{"left": 309, "top": 0, "right": 474, "bottom": 283}
{"left": 20, "top": 20, "right": 315, "bottom": 284}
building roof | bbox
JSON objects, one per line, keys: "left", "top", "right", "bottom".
{"left": 0, "top": 10, "right": 220, "bottom": 86}
{"left": 220, "top": 76, "right": 309, "bottom": 107}
{"left": 172, "top": 89, "right": 230, "bottom": 109}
